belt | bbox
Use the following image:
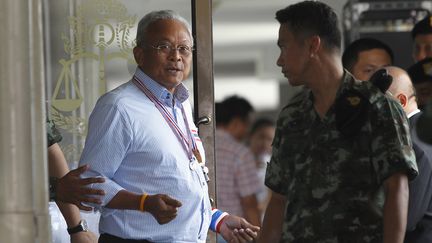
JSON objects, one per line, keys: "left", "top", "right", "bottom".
{"left": 99, "top": 233, "right": 153, "bottom": 243}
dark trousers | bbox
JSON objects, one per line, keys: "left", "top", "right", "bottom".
{"left": 99, "top": 233, "right": 153, "bottom": 243}
{"left": 404, "top": 215, "right": 432, "bottom": 243}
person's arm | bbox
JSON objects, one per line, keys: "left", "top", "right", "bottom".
{"left": 256, "top": 191, "right": 287, "bottom": 243}
{"left": 48, "top": 143, "right": 97, "bottom": 243}
{"left": 383, "top": 172, "right": 409, "bottom": 243}
{"left": 105, "top": 190, "right": 182, "bottom": 225}
{"left": 240, "top": 194, "right": 261, "bottom": 227}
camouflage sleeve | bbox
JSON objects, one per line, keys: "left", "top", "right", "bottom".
{"left": 265, "top": 91, "right": 308, "bottom": 196}
{"left": 46, "top": 118, "right": 62, "bottom": 147}
{"left": 370, "top": 97, "right": 418, "bottom": 184}
{"left": 264, "top": 119, "right": 288, "bottom": 195}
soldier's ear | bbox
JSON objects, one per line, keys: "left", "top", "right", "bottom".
{"left": 309, "top": 35, "right": 321, "bottom": 58}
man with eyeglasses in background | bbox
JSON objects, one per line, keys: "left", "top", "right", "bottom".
{"left": 78, "top": 10, "right": 259, "bottom": 243}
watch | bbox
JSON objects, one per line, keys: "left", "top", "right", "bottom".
{"left": 67, "top": 219, "right": 89, "bottom": 235}
{"left": 49, "top": 177, "right": 58, "bottom": 201}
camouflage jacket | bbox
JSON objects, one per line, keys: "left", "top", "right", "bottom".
{"left": 47, "top": 118, "right": 62, "bottom": 147}
{"left": 265, "top": 71, "right": 418, "bottom": 243}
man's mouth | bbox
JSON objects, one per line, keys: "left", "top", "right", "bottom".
{"left": 167, "top": 67, "right": 182, "bottom": 74}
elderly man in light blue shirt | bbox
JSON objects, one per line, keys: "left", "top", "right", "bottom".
{"left": 79, "top": 10, "right": 260, "bottom": 243}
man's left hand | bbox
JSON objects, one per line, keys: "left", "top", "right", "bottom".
{"left": 70, "top": 230, "right": 97, "bottom": 243}
{"left": 219, "top": 215, "right": 260, "bottom": 243}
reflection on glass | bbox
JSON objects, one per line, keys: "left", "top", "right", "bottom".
{"left": 45, "top": 0, "right": 192, "bottom": 164}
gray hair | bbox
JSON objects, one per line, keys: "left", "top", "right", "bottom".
{"left": 135, "top": 10, "right": 193, "bottom": 47}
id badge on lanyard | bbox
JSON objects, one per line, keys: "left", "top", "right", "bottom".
{"left": 132, "top": 76, "right": 210, "bottom": 182}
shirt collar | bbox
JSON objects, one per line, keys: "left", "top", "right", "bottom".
{"left": 305, "top": 70, "right": 351, "bottom": 105}
{"left": 335, "top": 70, "right": 352, "bottom": 97}
{"left": 303, "top": 70, "right": 351, "bottom": 122}
{"left": 133, "top": 67, "right": 189, "bottom": 107}
{"left": 407, "top": 108, "right": 421, "bottom": 119}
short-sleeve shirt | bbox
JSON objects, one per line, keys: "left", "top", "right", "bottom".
{"left": 215, "top": 129, "right": 260, "bottom": 217}
{"left": 46, "top": 118, "right": 62, "bottom": 147}
{"left": 265, "top": 71, "right": 418, "bottom": 242}
{"left": 79, "top": 68, "right": 211, "bottom": 242}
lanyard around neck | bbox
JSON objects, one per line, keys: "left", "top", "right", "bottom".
{"left": 132, "top": 76, "right": 198, "bottom": 161}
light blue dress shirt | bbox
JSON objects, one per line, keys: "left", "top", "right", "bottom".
{"left": 79, "top": 67, "right": 211, "bottom": 242}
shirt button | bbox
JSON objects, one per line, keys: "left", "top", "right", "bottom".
{"left": 189, "top": 161, "right": 196, "bottom": 170}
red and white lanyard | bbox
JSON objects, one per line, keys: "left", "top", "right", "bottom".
{"left": 132, "top": 76, "right": 198, "bottom": 161}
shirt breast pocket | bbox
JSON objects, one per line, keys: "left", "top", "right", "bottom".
{"left": 277, "top": 125, "right": 309, "bottom": 166}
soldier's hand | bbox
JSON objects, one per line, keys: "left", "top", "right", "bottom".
{"left": 56, "top": 164, "right": 105, "bottom": 211}
{"left": 144, "top": 194, "right": 182, "bottom": 224}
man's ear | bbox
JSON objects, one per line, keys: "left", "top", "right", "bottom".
{"left": 396, "top": 93, "right": 408, "bottom": 107}
{"left": 133, "top": 46, "right": 143, "bottom": 65}
{"left": 309, "top": 35, "right": 321, "bottom": 57}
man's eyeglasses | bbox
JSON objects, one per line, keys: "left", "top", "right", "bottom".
{"left": 148, "top": 43, "right": 193, "bottom": 57}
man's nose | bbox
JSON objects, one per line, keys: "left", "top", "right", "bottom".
{"left": 168, "top": 48, "right": 182, "bottom": 61}
{"left": 276, "top": 55, "right": 283, "bottom": 67}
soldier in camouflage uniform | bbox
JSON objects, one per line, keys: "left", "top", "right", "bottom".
{"left": 257, "top": 2, "right": 418, "bottom": 243}
{"left": 47, "top": 118, "right": 63, "bottom": 147}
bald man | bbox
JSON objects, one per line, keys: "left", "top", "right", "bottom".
{"left": 385, "top": 66, "right": 432, "bottom": 243}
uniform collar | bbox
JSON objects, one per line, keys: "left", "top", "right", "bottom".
{"left": 305, "top": 70, "right": 352, "bottom": 106}
{"left": 303, "top": 71, "right": 352, "bottom": 123}
{"left": 133, "top": 67, "right": 189, "bottom": 107}
{"left": 335, "top": 70, "right": 354, "bottom": 98}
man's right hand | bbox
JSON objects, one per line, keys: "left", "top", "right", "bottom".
{"left": 144, "top": 194, "right": 182, "bottom": 224}
{"left": 56, "top": 164, "right": 105, "bottom": 211}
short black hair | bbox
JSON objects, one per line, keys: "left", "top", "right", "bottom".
{"left": 249, "top": 118, "right": 274, "bottom": 136}
{"left": 408, "top": 57, "right": 432, "bottom": 84}
{"left": 215, "top": 96, "right": 254, "bottom": 125}
{"left": 275, "top": 1, "right": 341, "bottom": 50}
{"left": 412, "top": 15, "right": 432, "bottom": 39}
{"left": 342, "top": 38, "right": 394, "bottom": 72}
